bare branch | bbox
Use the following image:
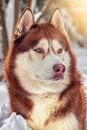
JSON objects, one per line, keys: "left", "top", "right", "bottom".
{"left": 36, "top": 0, "right": 54, "bottom": 22}
{"left": 14, "top": 0, "right": 20, "bottom": 27}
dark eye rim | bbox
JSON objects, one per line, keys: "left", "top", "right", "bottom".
{"left": 34, "top": 48, "right": 44, "bottom": 54}
{"left": 57, "top": 48, "right": 63, "bottom": 54}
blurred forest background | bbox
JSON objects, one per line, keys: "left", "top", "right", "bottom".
{"left": 0, "top": 0, "right": 87, "bottom": 81}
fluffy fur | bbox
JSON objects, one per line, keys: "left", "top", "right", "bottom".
{"left": 3, "top": 8, "right": 86, "bottom": 130}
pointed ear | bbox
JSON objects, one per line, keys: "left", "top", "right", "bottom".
{"left": 15, "top": 7, "right": 34, "bottom": 39}
{"left": 49, "top": 8, "right": 65, "bottom": 33}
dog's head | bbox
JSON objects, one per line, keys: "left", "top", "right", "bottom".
{"left": 4, "top": 8, "right": 76, "bottom": 93}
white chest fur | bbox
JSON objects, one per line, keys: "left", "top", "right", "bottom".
{"left": 31, "top": 94, "right": 58, "bottom": 126}
{"left": 45, "top": 113, "right": 79, "bottom": 130}
{"left": 27, "top": 93, "right": 79, "bottom": 130}
{"left": 28, "top": 94, "right": 65, "bottom": 128}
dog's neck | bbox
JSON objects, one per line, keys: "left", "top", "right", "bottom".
{"left": 20, "top": 77, "right": 68, "bottom": 95}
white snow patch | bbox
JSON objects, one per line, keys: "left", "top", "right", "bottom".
{"left": 0, "top": 112, "right": 32, "bottom": 130}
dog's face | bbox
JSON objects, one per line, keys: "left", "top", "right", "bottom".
{"left": 5, "top": 8, "right": 76, "bottom": 93}
{"left": 15, "top": 37, "right": 70, "bottom": 83}
{"left": 27, "top": 38, "right": 69, "bottom": 82}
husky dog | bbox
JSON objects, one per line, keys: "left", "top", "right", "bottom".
{"left": 3, "top": 8, "right": 85, "bottom": 130}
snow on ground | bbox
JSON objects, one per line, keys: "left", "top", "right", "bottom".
{"left": 0, "top": 84, "right": 31, "bottom": 129}
{"left": 0, "top": 46, "right": 87, "bottom": 130}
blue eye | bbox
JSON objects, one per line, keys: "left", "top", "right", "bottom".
{"left": 34, "top": 48, "right": 44, "bottom": 53}
{"left": 57, "top": 48, "right": 63, "bottom": 54}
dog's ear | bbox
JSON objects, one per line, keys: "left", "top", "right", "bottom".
{"left": 49, "top": 8, "right": 65, "bottom": 33}
{"left": 14, "top": 7, "right": 34, "bottom": 39}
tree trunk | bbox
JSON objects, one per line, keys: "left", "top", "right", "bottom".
{"left": 0, "top": 0, "right": 8, "bottom": 59}
{"left": 26, "top": 0, "right": 32, "bottom": 7}
{"left": 14, "top": 0, "right": 20, "bottom": 27}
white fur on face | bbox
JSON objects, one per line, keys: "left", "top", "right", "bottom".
{"left": 15, "top": 39, "right": 71, "bottom": 94}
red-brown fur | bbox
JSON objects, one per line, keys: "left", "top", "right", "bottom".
{"left": 3, "top": 8, "right": 86, "bottom": 130}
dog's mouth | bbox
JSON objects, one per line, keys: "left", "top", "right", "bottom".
{"left": 50, "top": 73, "right": 64, "bottom": 81}
{"left": 36, "top": 74, "right": 64, "bottom": 82}
{"left": 35, "top": 68, "right": 65, "bottom": 82}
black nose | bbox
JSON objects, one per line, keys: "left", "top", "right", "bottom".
{"left": 53, "top": 63, "right": 66, "bottom": 74}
